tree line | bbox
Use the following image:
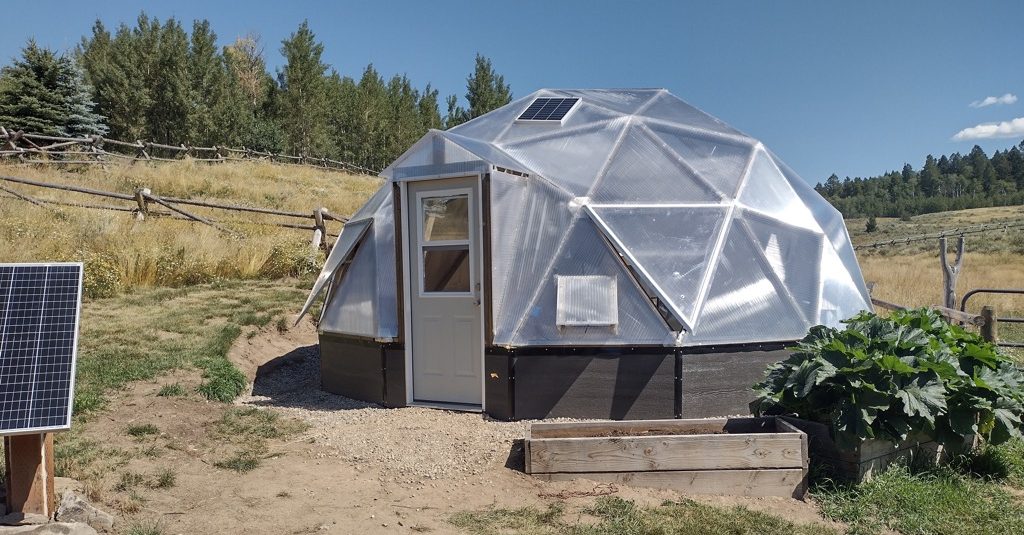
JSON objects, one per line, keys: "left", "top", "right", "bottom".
{"left": 816, "top": 141, "right": 1024, "bottom": 219}
{"left": 0, "top": 14, "right": 512, "bottom": 171}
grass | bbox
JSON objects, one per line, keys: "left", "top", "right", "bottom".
{"left": 0, "top": 159, "right": 381, "bottom": 297}
{"left": 213, "top": 446, "right": 265, "bottom": 473}
{"left": 123, "top": 518, "right": 165, "bottom": 535}
{"left": 451, "top": 497, "right": 833, "bottom": 535}
{"left": 114, "top": 471, "right": 146, "bottom": 492}
{"left": 156, "top": 383, "right": 186, "bottom": 397}
{"left": 126, "top": 423, "right": 160, "bottom": 438}
{"left": 211, "top": 407, "right": 307, "bottom": 473}
{"left": 150, "top": 468, "right": 177, "bottom": 489}
{"left": 73, "top": 279, "right": 307, "bottom": 416}
{"left": 816, "top": 465, "right": 1024, "bottom": 535}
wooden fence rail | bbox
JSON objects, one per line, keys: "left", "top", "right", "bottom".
{"left": 0, "top": 127, "right": 379, "bottom": 176}
{"left": 0, "top": 174, "right": 345, "bottom": 247}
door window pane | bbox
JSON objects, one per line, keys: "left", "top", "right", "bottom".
{"left": 423, "top": 246, "right": 470, "bottom": 292}
{"left": 422, "top": 195, "right": 469, "bottom": 241}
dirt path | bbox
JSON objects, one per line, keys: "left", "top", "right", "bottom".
{"left": 74, "top": 320, "right": 836, "bottom": 534}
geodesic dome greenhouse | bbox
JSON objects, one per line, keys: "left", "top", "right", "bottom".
{"left": 300, "top": 89, "right": 871, "bottom": 420}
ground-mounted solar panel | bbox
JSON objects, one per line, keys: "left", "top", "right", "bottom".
{"left": 517, "top": 97, "right": 580, "bottom": 122}
{"left": 0, "top": 263, "right": 83, "bottom": 435}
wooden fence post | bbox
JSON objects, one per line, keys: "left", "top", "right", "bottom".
{"left": 4, "top": 433, "right": 56, "bottom": 519}
{"left": 134, "top": 187, "right": 151, "bottom": 220}
{"left": 980, "top": 306, "right": 997, "bottom": 343}
{"left": 940, "top": 236, "right": 965, "bottom": 309}
{"left": 312, "top": 207, "right": 327, "bottom": 249}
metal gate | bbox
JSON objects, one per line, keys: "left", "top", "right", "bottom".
{"left": 960, "top": 288, "right": 1024, "bottom": 348}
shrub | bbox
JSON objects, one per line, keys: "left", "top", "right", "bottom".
{"left": 865, "top": 215, "right": 878, "bottom": 233}
{"left": 752, "top": 309, "right": 1024, "bottom": 451}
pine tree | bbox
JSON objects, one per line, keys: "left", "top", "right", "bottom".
{"left": 418, "top": 83, "right": 442, "bottom": 131}
{"left": 465, "top": 54, "right": 511, "bottom": 119}
{"left": 277, "top": 20, "right": 331, "bottom": 156}
{"left": 146, "top": 18, "right": 191, "bottom": 143}
{"left": 186, "top": 20, "right": 225, "bottom": 145}
{"left": 56, "top": 56, "right": 108, "bottom": 137}
{"left": 443, "top": 94, "right": 468, "bottom": 129}
{"left": 0, "top": 41, "right": 70, "bottom": 135}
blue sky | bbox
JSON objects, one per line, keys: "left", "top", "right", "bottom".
{"left": 1, "top": 1, "right": 1022, "bottom": 184}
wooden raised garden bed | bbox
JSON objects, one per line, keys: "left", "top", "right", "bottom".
{"left": 525, "top": 417, "right": 808, "bottom": 498}
{"left": 778, "top": 417, "right": 963, "bottom": 482}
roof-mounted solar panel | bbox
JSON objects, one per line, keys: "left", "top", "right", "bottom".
{"left": 0, "top": 263, "right": 83, "bottom": 435}
{"left": 517, "top": 97, "right": 580, "bottom": 122}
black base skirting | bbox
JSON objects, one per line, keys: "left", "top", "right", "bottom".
{"left": 318, "top": 333, "right": 405, "bottom": 407}
{"left": 319, "top": 334, "right": 791, "bottom": 420}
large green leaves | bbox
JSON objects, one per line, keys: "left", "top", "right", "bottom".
{"left": 752, "top": 308, "right": 1024, "bottom": 451}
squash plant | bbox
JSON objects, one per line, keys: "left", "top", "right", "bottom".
{"left": 751, "top": 308, "right": 1024, "bottom": 451}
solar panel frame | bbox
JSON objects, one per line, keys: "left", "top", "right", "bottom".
{"left": 0, "top": 262, "right": 83, "bottom": 436}
{"left": 516, "top": 97, "right": 580, "bottom": 122}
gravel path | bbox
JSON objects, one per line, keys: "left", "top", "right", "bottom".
{"left": 236, "top": 345, "right": 529, "bottom": 485}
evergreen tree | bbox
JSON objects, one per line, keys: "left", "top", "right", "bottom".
{"left": 465, "top": 53, "right": 511, "bottom": 119}
{"left": 56, "top": 56, "right": 108, "bottom": 136}
{"left": 443, "top": 94, "right": 468, "bottom": 129}
{"left": 146, "top": 18, "right": 191, "bottom": 143}
{"left": 0, "top": 41, "right": 70, "bottom": 135}
{"left": 277, "top": 20, "right": 331, "bottom": 156}
{"left": 418, "top": 83, "right": 442, "bottom": 131}
{"left": 186, "top": 20, "right": 225, "bottom": 145}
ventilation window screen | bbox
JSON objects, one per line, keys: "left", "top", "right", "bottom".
{"left": 555, "top": 275, "right": 618, "bottom": 327}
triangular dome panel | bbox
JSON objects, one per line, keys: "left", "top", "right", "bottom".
{"left": 590, "top": 124, "right": 721, "bottom": 203}
{"left": 559, "top": 89, "right": 660, "bottom": 115}
{"left": 508, "top": 215, "right": 673, "bottom": 346}
{"left": 591, "top": 206, "right": 728, "bottom": 326}
{"left": 738, "top": 150, "right": 820, "bottom": 231}
{"left": 504, "top": 120, "right": 626, "bottom": 197}
{"left": 638, "top": 92, "right": 744, "bottom": 137}
{"left": 741, "top": 210, "right": 824, "bottom": 324}
{"left": 646, "top": 123, "right": 754, "bottom": 199}
{"left": 688, "top": 218, "right": 809, "bottom": 344}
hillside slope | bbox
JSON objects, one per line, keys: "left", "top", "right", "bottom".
{"left": 0, "top": 161, "right": 381, "bottom": 296}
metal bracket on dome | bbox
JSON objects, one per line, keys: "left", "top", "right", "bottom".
{"left": 584, "top": 205, "right": 693, "bottom": 333}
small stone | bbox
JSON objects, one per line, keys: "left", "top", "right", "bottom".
{"left": 56, "top": 490, "right": 115, "bottom": 532}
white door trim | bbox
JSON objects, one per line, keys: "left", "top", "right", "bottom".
{"left": 400, "top": 173, "right": 486, "bottom": 411}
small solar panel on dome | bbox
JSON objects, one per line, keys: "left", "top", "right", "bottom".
{"left": 0, "top": 263, "right": 83, "bottom": 435}
{"left": 517, "top": 97, "right": 580, "bottom": 121}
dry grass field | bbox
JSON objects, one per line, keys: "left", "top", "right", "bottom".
{"left": 0, "top": 160, "right": 382, "bottom": 296}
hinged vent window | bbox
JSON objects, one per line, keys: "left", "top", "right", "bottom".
{"left": 556, "top": 275, "right": 618, "bottom": 327}
{"left": 517, "top": 97, "right": 580, "bottom": 122}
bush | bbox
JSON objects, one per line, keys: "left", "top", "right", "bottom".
{"left": 865, "top": 215, "right": 878, "bottom": 233}
{"left": 752, "top": 309, "right": 1024, "bottom": 451}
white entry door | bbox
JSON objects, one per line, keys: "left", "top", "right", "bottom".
{"left": 407, "top": 177, "right": 482, "bottom": 406}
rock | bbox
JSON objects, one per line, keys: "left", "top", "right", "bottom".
{"left": 55, "top": 492, "right": 113, "bottom": 532}
{"left": 0, "top": 522, "right": 97, "bottom": 534}
{"left": 0, "top": 513, "right": 48, "bottom": 526}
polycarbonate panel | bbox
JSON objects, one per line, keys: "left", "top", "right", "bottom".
{"left": 297, "top": 219, "right": 371, "bottom": 322}
{"left": 645, "top": 123, "right": 754, "bottom": 199}
{"left": 491, "top": 178, "right": 575, "bottom": 345}
{"left": 320, "top": 234, "right": 377, "bottom": 337}
{"left": 769, "top": 151, "right": 871, "bottom": 305}
{"left": 449, "top": 94, "right": 540, "bottom": 143}
{"left": 638, "top": 91, "right": 744, "bottom": 137}
{"left": 504, "top": 120, "right": 626, "bottom": 197}
{"left": 687, "top": 218, "right": 809, "bottom": 345}
{"left": 741, "top": 210, "right": 824, "bottom": 324}
{"left": 556, "top": 275, "right": 618, "bottom": 326}
{"left": 590, "top": 124, "right": 720, "bottom": 203}
{"left": 818, "top": 242, "right": 872, "bottom": 327}
{"left": 372, "top": 192, "right": 398, "bottom": 338}
{"left": 738, "top": 150, "right": 820, "bottom": 231}
{"left": 508, "top": 215, "right": 673, "bottom": 346}
{"left": 487, "top": 171, "right": 530, "bottom": 330}
{"left": 558, "top": 89, "right": 661, "bottom": 115}
{"left": 443, "top": 132, "right": 536, "bottom": 175}
{"left": 591, "top": 206, "right": 727, "bottom": 324}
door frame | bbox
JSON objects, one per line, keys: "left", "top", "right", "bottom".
{"left": 399, "top": 172, "right": 486, "bottom": 411}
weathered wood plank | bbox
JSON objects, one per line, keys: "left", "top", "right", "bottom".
{"left": 528, "top": 417, "right": 776, "bottom": 439}
{"left": 529, "top": 434, "right": 804, "bottom": 473}
{"left": 535, "top": 468, "right": 807, "bottom": 498}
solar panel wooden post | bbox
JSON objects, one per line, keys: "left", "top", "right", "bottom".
{"left": 4, "top": 433, "right": 56, "bottom": 517}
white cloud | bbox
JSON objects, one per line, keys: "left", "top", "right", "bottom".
{"left": 952, "top": 117, "right": 1024, "bottom": 141}
{"left": 969, "top": 93, "right": 1018, "bottom": 108}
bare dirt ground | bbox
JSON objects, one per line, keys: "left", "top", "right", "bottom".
{"left": 75, "top": 320, "right": 837, "bottom": 534}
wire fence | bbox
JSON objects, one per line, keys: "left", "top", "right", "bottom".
{"left": 0, "top": 173, "right": 346, "bottom": 247}
{"left": 0, "top": 127, "right": 379, "bottom": 176}
{"left": 853, "top": 219, "right": 1024, "bottom": 250}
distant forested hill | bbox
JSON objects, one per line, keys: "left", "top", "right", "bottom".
{"left": 816, "top": 141, "right": 1024, "bottom": 218}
